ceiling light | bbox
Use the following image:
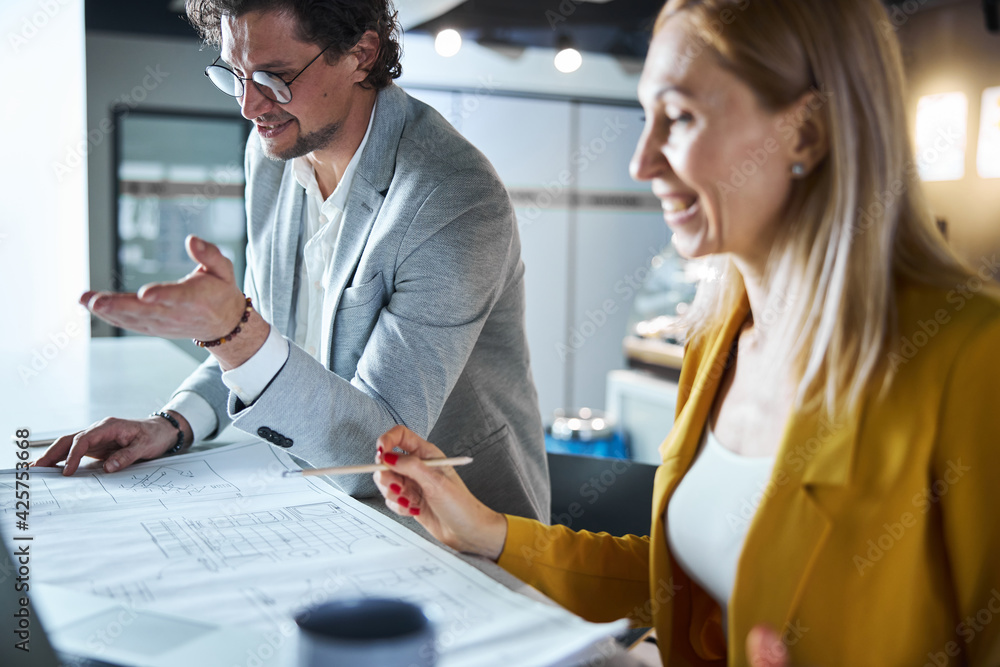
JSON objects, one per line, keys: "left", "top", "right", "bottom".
{"left": 554, "top": 47, "right": 582, "bottom": 73}
{"left": 434, "top": 29, "right": 462, "bottom": 57}
{"left": 554, "top": 33, "right": 582, "bottom": 73}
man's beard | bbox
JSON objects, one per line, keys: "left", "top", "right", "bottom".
{"left": 261, "top": 118, "right": 342, "bottom": 161}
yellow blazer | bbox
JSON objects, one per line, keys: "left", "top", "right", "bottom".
{"left": 498, "top": 281, "right": 1000, "bottom": 666}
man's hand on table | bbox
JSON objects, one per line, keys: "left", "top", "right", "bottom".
{"left": 36, "top": 235, "right": 271, "bottom": 477}
{"left": 33, "top": 412, "right": 193, "bottom": 475}
{"left": 81, "top": 235, "right": 269, "bottom": 371}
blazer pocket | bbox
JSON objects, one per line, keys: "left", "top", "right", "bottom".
{"left": 454, "top": 424, "right": 538, "bottom": 518}
{"left": 338, "top": 272, "right": 385, "bottom": 310}
{"left": 459, "top": 423, "right": 511, "bottom": 457}
{"left": 331, "top": 273, "right": 386, "bottom": 375}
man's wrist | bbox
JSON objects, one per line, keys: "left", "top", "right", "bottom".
{"left": 164, "top": 410, "right": 194, "bottom": 449}
{"left": 210, "top": 309, "right": 271, "bottom": 371}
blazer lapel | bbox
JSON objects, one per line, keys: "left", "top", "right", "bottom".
{"left": 649, "top": 295, "right": 749, "bottom": 662}
{"left": 319, "top": 84, "right": 406, "bottom": 365}
{"left": 649, "top": 286, "right": 863, "bottom": 662}
{"left": 319, "top": 181, "right": 384, "bottom": 365}
{"left": 655, "top": 296, "right": 751, "bottom": 500}
{"left": 728, "top": 369, "right": 863, "bottom": 658}
{"left": 268, "top": 162, "right": 304, "bottom": 336}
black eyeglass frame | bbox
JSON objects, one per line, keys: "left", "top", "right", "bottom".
{"left": 204, "top": 44, "right": 333, "bottom": 104}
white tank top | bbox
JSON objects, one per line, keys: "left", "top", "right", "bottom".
{"left": 665, "top": 428, "right": 776, "bottom": 639}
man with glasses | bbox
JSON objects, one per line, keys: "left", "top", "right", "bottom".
{"left": 37, "top": 0, "right": 550, "bottom": 522}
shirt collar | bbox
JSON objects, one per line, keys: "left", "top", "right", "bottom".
{"left": 291, "top": 98, "right": 377, "bottom": 216}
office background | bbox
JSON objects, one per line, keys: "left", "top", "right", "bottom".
{"left": 3, "top": 0, "right": 998, "bottom": 457}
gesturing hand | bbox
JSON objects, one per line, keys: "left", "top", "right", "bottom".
{"left": 82, "top": 235, "right": 246, "bottom": 342}
{"left": 372, "top": 425, "right": 508, "bottom": 561}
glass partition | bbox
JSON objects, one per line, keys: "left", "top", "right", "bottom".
{"left": 114, "top": 108, "right": 250, "bottom": 359}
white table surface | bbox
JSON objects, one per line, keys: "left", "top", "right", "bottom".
{"left": 2, "top": 336, "right": 644, "bottom": 666}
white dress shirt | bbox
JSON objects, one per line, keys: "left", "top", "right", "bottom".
{"left": 164, "top": 103, "right": 376, "bottom": 442}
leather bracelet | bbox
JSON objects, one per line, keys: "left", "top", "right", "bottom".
{"left": 151, "top": 411, "right": 185, "bottom": 454}
{"left": 194, "top": 296, "right": 253, "bottom": 348}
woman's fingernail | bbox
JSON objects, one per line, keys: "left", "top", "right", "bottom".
{"left": 383, "top": 453, "right": 398, "bottom": 465}
{"left": 397, "top": 497, "right": 410, "bottom": 508}
{"left": 106, "top": 460, "right": 119, "bottom": 472}
{"left": 389, "top": 483, "right": 401, "bottom": 494}
{"left": 409, "top": 507, "right": 420, "bottom": 516}
{"left": 377, "top": 445, "right": 383, "bottom": 456}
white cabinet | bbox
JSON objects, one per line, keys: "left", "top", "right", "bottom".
{"left": 606, "top": 369, "right": 679, "bottom": 465}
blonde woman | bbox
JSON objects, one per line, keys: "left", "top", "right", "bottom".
{"left": 373, "top": 0, "right": 1000, "bottom": 664}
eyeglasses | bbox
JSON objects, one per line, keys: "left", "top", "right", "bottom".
{"left": 204, "top": 45, "right": 332, "bottom": 104}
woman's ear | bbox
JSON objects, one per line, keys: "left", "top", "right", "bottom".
{"left": 784, "top": 88, "right": 830, "bottom": 176}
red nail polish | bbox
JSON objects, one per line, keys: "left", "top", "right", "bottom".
{"left": 397, "top": 497, "right": 410, "bottom": 508}
{"left": 377, "top": 445, "right": 383, "bottom": 456}
{"left": 409, "top": 507, "right": 420, "bottom": 516}
{"left": 383, "top": 453, "right": 398, "bottom": 465}
{"left": 389, "top": 483, "right": 401, "bottom": 494}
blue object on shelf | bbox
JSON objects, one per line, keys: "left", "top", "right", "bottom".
{"left": 545, "top": 408, "right": 630, "bottom": 459}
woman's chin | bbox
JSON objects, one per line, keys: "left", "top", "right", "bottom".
{"left": 670, "top": 231, "right": 713, "bottom": 260}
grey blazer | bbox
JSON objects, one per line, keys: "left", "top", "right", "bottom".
{"left": 173, "top": 84, "right": 550, "bottom": 521}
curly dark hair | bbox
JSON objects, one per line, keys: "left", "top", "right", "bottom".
{"left": 186, "top": 0, "right": 401, "bottom": 90}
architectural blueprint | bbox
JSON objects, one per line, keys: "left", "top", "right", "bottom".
{"left": 1, "top": 441, "right": 626, "bottom": 666}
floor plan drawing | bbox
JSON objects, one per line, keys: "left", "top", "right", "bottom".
{"left": 105, "top": 461, "right": 237, "bottom": 499}
{"left": 142, "top": 501, "right": 400, "bottom": 572}
{"left": 1, "top": 440, "right": 626, "bottom": 667}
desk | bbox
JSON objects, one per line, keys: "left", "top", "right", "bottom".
{"left": 3, "top": 337, "right": 645, "bottom": 666}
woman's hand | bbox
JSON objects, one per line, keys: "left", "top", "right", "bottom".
{"left": 746, "top": 625, "right": 791, "bottom": 667}
{"left": 373, "top": 425, "right": 508, "bottom": 561}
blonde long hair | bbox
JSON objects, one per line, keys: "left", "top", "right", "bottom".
{"left": 657, "top": 0, "right": 981, "bottom": 419}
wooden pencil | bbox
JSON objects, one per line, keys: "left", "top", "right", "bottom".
{"left": 281, "top": 456, "right": 473, "bottom": 477}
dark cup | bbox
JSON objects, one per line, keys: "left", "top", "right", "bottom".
{"left": 295, "top": 598, "right": 437, "bottom": 667}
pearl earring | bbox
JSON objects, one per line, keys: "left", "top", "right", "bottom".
{"left": 791, "top": 162, "right": 807, "bottom": 177}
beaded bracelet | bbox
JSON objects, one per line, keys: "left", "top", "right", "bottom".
{"left": 151, "top": 411, "right": 185, "bottom": 454}
{"left": 194, "top": 296, "right": 253, "bottom": 348}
